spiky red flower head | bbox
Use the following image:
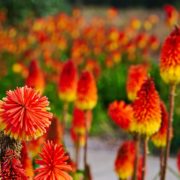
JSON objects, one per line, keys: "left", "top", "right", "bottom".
{"left": 115, "top": 141, "right": 136, "bottom": 179}
{"left": 108, "top": 101, "right": 133, "bottom": 131}
{"left": 34, "top": 141, "right": 72, "bottom": 180}
{"left": 177, "top": 150, "right": 180, "bottom": 173}
{"left": 76, "top": 71, "right": 98, "bottom": 110}
{"left": 58, "top": 60, "right": 78, "bottom": 102}
{"left": 126, "top": 64, "right": 148, "bottom": 101}
{"left": 46, "top": 116, "right": 63, "bottom": 144}
{"left": 0, "top": 86, "right": 53, "bottom": 141}
{"left": 151, "top": 101, "right": 170, "bottom": 147}
{"left": 0, "top": 149, "right": 27, "bottom": 180}
{"left": 131, "top": 78, "right": 161, "bottom": 136}
{"left": 26, "top": 60, "right": 45, "bottom": 94}
{"left": 21, "top": 142, "right": 34, "bottom": 179}
{"left": 160, "top": 27, "right": 180, "bottom": 84}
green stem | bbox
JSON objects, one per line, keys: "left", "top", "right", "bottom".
{"left": 161, "top": 84, "right": 176, "bottom": 180}
{"left": 142, "top": 136, "right": 148, "bottom": 180}
{"left": 75, "top": 134, "right": 80, "bottom": 169}
{"left": 83, "top": 111, "right": 88, "bottom": 171}
{"left": 132, "top": 134, "right": 140, "bottom": 180}
{"left": 62, "top": 102, "right": 68, "bottom": 138}
{"left": 160, "top": 147, "right": 164, "bottom": 178}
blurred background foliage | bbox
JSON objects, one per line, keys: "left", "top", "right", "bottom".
{"left": 0, "top": 0, "right": 180, "bottom": 153}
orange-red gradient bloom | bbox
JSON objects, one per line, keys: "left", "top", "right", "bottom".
{"left": 151, "top": 101, "right": 170, "bottom": 147}
{"left": 160, "top": 27, "right": 180, "bottom": 84}
{"left": 76, "top": 71, "right": 97, "bottom": 110}
{"left": 132, "top": 78, "right": 161, "bottom": 136}
{"left": 58, "top": 60, "right": 78, "bottom": 102}
{"left": 115, "top": 141, "right": 136, "bottom": 179}
{"left": 34, "top": 141, "right": 72, "bottom": 180}
{"left": 72, "top": 108, "right": 92, "bottom": 134}
{"left": 0, "top": 86, "right": 53, "bottom": 141}
{"left": 126, "top": 64, "right": 148, "bottom": 101}
{"left": 163, "top": 5, "right": 179, "bottom": 27}
{"left": 26, "top": 60, "right": 45, "bottom": 94}
{"left": 108, "top": 101, "right": 133, "bottom": 131}
{"left": 1, "top": 149, "right": 27, "bottom": 180}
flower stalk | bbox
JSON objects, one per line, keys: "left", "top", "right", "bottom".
{"left": 161, "top": 84, "right": 176, "bottom": 180}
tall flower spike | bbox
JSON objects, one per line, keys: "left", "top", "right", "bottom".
{"left": 76, "top": 71, "right": 97, "bottom": 110}
{"left": 34, "top": 141, "right": 72, "bottom": 180}
{"left": 58, "top": 60, "right": 78, "bottom": 102}
{"left": 160, "top": 27, "right": 180, "bottom": 84}
{"left": 0, "top": 86, "right": 53, "bottom": 141}
{"left": 151, "top": 101, "right": 172, "bottom": 147}
{"left": 0, "top": 149, "right": 27, "bottom": 180}
{"left": 26, "top": 59, "right": 45, "bottom": 94}
{"left": 131, "top": 78, "right": 161, "bottom": 136}
{"left": 126, "top": 64, "right": 148, "bottom": 101}
{"left": 108, "top": 101, "right": 134, "bottom": 131}
{"left": 115, "top": 141, "right": 136, "bottom": 179}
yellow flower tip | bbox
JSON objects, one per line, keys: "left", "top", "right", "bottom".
{"left": 59, "top": 91, "right": 76, "bottom": 102}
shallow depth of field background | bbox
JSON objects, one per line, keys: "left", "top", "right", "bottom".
{"left": 0, "top": 0, "right": 180, "bottom": 171}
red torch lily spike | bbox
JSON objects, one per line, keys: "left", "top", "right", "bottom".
{"left": 160, "top": 27, "right": 180, "bottom": 180}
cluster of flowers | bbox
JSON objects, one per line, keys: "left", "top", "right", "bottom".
{"left": 0, "top": 4, "right": 179, "bottom": 180}
{"left": 1, "top": 5, "right": 179, "bottom": 82}
{"left": 108, "top": 26, "right": 180, "bottom": 179}
{"left": 0, "top": 86, "right": 73, "bottom": 179}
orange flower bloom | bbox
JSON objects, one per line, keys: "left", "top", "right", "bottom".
{"left": 108, "top": 101, "right": 133, "bottom": 131}
{"left": 0, "top": 86, "right": 53, "bottom": 141}
{"left": 72, "top": 108, "right": 92, "bottom": 133}
{"left": 151, "top": 101, "right": 171, "bottom": 147}
{"left": 1, "top": 149, "right": 27, "bottom": 180}
{"left": 115, "top": 141, "right": 136, "bottom": 179}
{"left": 70, "top": 127, "right": 86, "bottom": 147}
{"left": 126, "top": 64, "right": 148, "bottom": 101}
{"left": 131, "top": 78, "right": 161, "bottom": 136}
{"left": 21, "top": 142, "right": 34, "bottom": 179}
{"left": 34, "top": 141, "right": 72, "bottom": 180}
{"left": 148, "top": 35, "right": 160, "bottom": 51}
{"left": 163, "top": 5, "right": 179, "bottom": 27}
{"left": 26, "top": 60, "right": 45, "bottom": 94}
{"left": 160, "top": 27, "right": 180, "bottom": 84}
{"left": 76, "top": 71, "right": 97, "bottom": 110}
{"left": 177, "top": 150, "right": 180, "bottom": 173}
{"left": 46, "top": 116, "right": 63, "bottom": 144}
{"left": 58, "top": 60, "right": 78, "bottom": 102}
